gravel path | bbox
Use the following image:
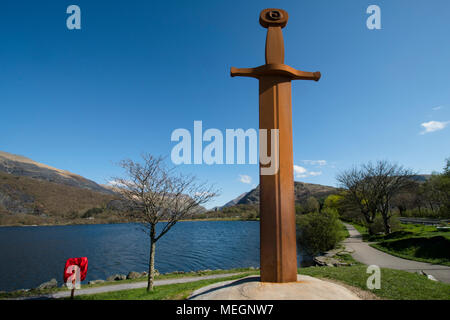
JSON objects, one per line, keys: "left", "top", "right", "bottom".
{"left": 343, "top": 223, "right": 450, "bottom": 283}
{"left": 11, "top": 273, "right": 243, "bottom": 300}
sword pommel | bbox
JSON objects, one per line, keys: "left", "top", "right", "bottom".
{"left": 259, "top": 8, "right": 288, "bottom": 28}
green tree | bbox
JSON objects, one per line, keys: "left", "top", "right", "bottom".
{"left": 324, "top": 194, "right": 344, "bottom": 212}
{"left": 305, "top": 196, "right": 320, "bottom": 213}
{"left": 296, "top": 209, "right": 345, "bottom": 255}
{"left": 420, "top": 158, "right": 450, "bottom": 217}
{"left": 295, "top": 203, "right": 305, "bottom": 215}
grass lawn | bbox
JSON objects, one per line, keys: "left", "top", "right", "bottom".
{"left": 338, "top": 219, "right": 350, "bottom": 239}
{"left": 82, "top": 267, "right": 257, "bottom": 288}
{"left": 350, "top": 222, "right": 368, "bottom": 237}
{"left": 350, "top": 222, "right": 450, "bottom": 266}
{"left": 72, "top": 273, "right": 255, "bottom": 300}
{"left": 300, "top": 254, "right": 450, "bottom": 300}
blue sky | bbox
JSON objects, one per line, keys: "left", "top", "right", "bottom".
{"left": 1, "top": 0, "right": 449, "bottom": 208}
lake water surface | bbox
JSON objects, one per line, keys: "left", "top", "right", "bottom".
{"left": 0, "top": 221, "right": 313, "bottom": 291}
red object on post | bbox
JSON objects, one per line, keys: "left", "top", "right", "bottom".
{"left": 63, "top": 257, "right": 88, "bottom": 283}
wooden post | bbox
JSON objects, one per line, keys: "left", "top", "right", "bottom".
{"left": 70, "top": 270, "right": 75, "bottom": 299}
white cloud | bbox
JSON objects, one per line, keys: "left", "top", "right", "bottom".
{"left": 239, "top": 174, "right": 252, "bottom": 184}
{"left": 107, "top": 180, "right": 124, "bottom": 187}
{"left": 302, "top": 160, "right": 327, "bottom": 166}
{"left": 293, "top": 165, "right": 307, "bottom": 178}
{"left": 107, "top": 179, "right": 133, "bottom": 188}
{"left": 293, "top": 165, "right": 322, "bottom": 178}
{"left": 195, "top": 191, "right": 213, "bottom": 197}
{"left": 420, "top": 120, "right": 449, "bottom": 134}
{"left": 432, "top": 106, "right": 443, "bottom": 111}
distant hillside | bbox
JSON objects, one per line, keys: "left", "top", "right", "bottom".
{"left": 0, "top": 171, "right": 116, "bottom": 215}
{"left": 0, "top": 171, "right": 120, "bottom": 225}
{"left": 410, "top": 174, "right": 432, "bottom": 183}
{"left": 225, "top": 181, "right": 340, "bottom": 207}
{"left": 221, "top": 192, "right": 248, "bottom": 208}
{"left": 0, "top": 151, "right": 122, "bottom": 225}
{"left": 0, "top": 151, "right": 113, "bottom": 194}
{"left": 293, "top": 181, "right": 341, "bottom": 203}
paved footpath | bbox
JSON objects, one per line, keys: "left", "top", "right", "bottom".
{"left": 11, "top": 273, "right": 243, "bottom": 300}
{"left": 343, "top": 223, "right": 450, "bottom": 283}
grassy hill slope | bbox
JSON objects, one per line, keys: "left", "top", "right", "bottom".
{"left": 0, "top": 171, "right": 119, "bottom": 226}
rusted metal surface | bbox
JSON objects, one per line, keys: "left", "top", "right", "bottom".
{"left": 231, "top": 8, "right": 321, "bottom": 283}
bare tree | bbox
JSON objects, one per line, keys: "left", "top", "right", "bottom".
{"left": 337, "top": 160, "right": 414, "bottom": 234}
{"left": 337, "top": 167, "right": 378, "bottom": 231}
{"left": 364, "top": 161, "right": 414, "bottom": 233}
{"left": 111, "top": 154, "right": 219, "bottom": 291}
{"left": 392, "top": 183, "right": 420, "bottom": 216}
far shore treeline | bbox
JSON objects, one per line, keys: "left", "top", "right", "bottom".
{"left": 0, "top": 150, "right": 448, "bottom": 228}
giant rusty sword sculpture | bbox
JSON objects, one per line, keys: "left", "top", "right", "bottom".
{"left": 231, "top": 8, "right": 321, "bottom": 283}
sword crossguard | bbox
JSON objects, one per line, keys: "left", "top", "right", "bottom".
{"left": 231, "top": 64, "right": 321, "bottom": 81}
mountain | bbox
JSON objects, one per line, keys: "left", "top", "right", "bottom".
{"left": 292, "top": 181, "right": 341, "bottom": 203}
{"left": 221, "top": 192, "right": 248, "bottom": 208}
{"left": 410, "top": 174, "right": 432, "bottom": 183}
{"left": 0, "top": 151, "right": 113, "bottom": 194}
{"left": 0, "top": 171, "right": 116, "bottom": 215}
{"left": 0, "top": 151, "right": 119, "bottom": 225}
{"left": 223, "top": 181, "right": 340, "bottom": 208}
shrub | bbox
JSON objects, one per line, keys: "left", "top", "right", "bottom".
{"left": 305, "top": 196, "right": 320, "bottom": 213}
{"left": 82, "top": 207, "right": 104, "bottom": 218}
{"left": 296, "top": 209, "right": 345, "bottom": 255}
{"left": 197, "top": 204, "right": 259, "bottom": 220}
{"left": 295, "top": 204, "right": 305, "bottom": 214}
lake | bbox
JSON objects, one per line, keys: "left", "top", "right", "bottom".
{"left": 0, "top": 221, "right": 313, "bottom": 292}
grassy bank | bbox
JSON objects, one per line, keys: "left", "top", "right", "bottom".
{"left": 338, "top": 219, "right": 350, "bottom": 239}
{"left": 350, "top": 222, "right": 450, "bottom": 266}
{"left": 300, "top": 263, "right": 450, "bottom": 300}
{"left": 82, "top": 268, "right": 258, "bottom": 288}
{"left": 73, "top": 273, "right": 255, "bottom": 300}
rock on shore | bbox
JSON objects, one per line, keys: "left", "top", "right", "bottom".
{"left": 36, "top": 278, "right": 58, "bottom": 290}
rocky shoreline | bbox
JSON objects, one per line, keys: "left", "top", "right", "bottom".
{"left": 312, "top": 247, "right": 356, "bottom": 267}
